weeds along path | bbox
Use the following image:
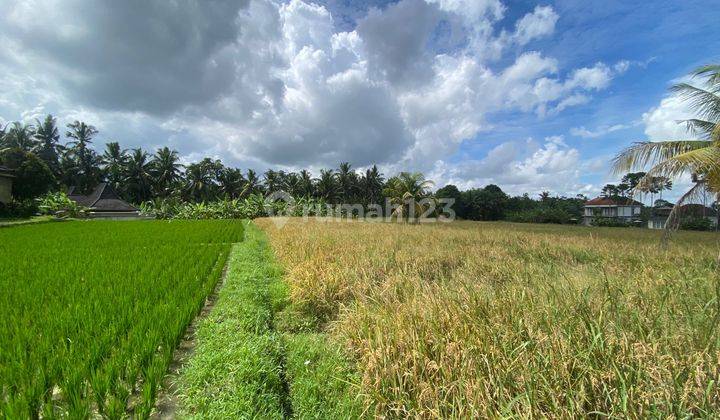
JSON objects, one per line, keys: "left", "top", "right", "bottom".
{"left": 176, "top": 221, "right": 361, "bottom": 418}
{"left": 175, "top": 221, "right": 290, "bottom": 417}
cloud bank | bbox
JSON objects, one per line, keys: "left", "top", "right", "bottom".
{"left": 0, "top": 0, "right": 630, "bottom": 194}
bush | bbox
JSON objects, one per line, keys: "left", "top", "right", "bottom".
{"left": 0, "top": 200, "right": 37, "bottom": 219}
{"left": 590, "top": 217, "right": 631, "bottom": 227}
{"left": 36, "top": 192, "right": 88, "bottom": 218}
{"left": 138, "top": 198, "right": 179, "bottom": 220}
{"left": 139, "top": 195, "right": 334, "bottom": 220}
{"left": 506, "top": 207, "right": 575, "bottom": 224}
{"left": 140, "top": 196, "right": 265, "bottom": 220}
{"left": 680, "top": 216, "right": 714, "bottom": 231}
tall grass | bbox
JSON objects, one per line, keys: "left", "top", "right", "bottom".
{"left": 0, "top": 220, "right": 243, "bottom": 418}
{"left": 257, "top": 219, "right": 720, "bottom": 417}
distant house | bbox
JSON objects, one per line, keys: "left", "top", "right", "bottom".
{"left": 68, "top": 183, "right": 143, "bottom": 219}
{"left": 648, "top": 204, "right": 718, "bottom": 229}
{"left": 582, "top": 196, "right": 644, "bottom": 226}
{"left": 0, "top": 166, "right": 14, "bottom": 204}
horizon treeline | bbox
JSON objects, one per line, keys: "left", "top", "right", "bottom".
{"left": 1, "top": 114, "right": 592, "bottom": 222}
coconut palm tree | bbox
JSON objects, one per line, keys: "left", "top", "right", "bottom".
{"left": 298, "top": 169, "right": 315, "bottom": 198}
{"left": 65, "top": 121, "right": 97, "bottom": 153}
{"left": 315, "top": 169, "right": 338, "bottom": 201}
{"left": 360, "top": 165, "right": 385, "bottom": 205}
{"left": 102, "top": 142, "right": 129, "bottom": 195}
{"left": 151, "top": 146, "right": 182, "bottom": 197}
{"left": 282, "top": 171, "right": 304, "bottom": 197}
{"left": 264, "top": 169, "right": 283, "bottom": 194}
{"left": 184, "top": 159, "right": 217, "bottom": 202}
{"left": 34, "top": 115, "right": 63, "bottom": 178}
{"left": 2, "top": 122, "right": 36, "bottom": 152}
{"left": 124, "top": 148, "right": 153, "bottom": 203}
{"left": 337, "top": 162, "right": 358, "bottom": 202}
{"left": 383, "top": 172, "right": 434, "bottom": 222}
{"left": 217, "top": 167, "right": 245, "bottom": 199}
{"left": 613, "top": 63, "right": 720, "bottom": 231}
{"left": 242, "top": 169, "right": 263, "bottom": 197}
{"left": 64, "top": 121, "right": 103, "bottom": 193}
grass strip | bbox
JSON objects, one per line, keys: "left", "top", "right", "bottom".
{"left": 177, "top": 221, "right": 290, "bottom": 418}
{"left": 282, "top": 333, "right": 363, "bottom": 419}
{"left": 178, "top": 221, "right": 362, "bottom": 418}
{"left": 0, "top": 215, "right": 58, "bottom": 228}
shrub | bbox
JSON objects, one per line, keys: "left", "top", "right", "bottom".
{"left": 590, "top": 217, "right": 631, "bottom": 227}
{"left": 680, "top": 216, "right": 714, "bottom": 231}
{"left": 139, "top": 195, "right": 334, "bottom": 220}
{"left": 36, "top": 192, "right": 88, "bottom": 218}
{"left": 0, "top": 200, "right": 37, "bottom": 219}
{"left": 138, "top": 198, "right": 179, "bottom": 220}
{"left": 506, "top": 207, "right": 575, "bottom": 224}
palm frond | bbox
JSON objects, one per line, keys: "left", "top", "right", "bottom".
{"left": 612, "top": 140, "right": 712, "bottom": 175}
{"left": 670, "top": 83, "right": 720, "bottom": 122}
{"left": 690, "top": 64, "right": 720, "bottom": 90}
{"left": 712, "top": 122, "right": 720, "bottom": 144}
{"left": 680, "top": 118, "right": 716, "bottom": 139}
{"left": 639, "top": 147, "right": 720, "bottom": 182}
{"left": 661, "top": 181, "right": 709, "bottom": 236}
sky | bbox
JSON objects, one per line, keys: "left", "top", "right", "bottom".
{"left": 0, "top": 0, "right": 718, "bottom": 201}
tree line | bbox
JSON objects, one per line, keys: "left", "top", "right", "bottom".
{"left": 436, "top": 184, "right": 588, "bottom": 224}
{"left": 0, "top": 115, "right": 390, "bottom": 205}
{"left": 599, "top": 172, "right": 672, "bottom": 204}
{"left": 1, "top": 113, "right": 592, "bottom": 223}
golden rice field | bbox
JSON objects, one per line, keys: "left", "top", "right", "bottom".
{"left": 256, "top": 218, "right": 720, "bottom": 418}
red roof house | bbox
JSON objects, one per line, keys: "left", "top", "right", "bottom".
{"left": 583, "top": 196, "right": 644, "bottom": 226}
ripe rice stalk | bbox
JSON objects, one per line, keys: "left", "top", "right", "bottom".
{"left": 257, "top": 218, "right": 720, "bottom": 418}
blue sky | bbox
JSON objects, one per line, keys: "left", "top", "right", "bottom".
{"left": 0, "top": 0, "right": 717, "bottom": 200}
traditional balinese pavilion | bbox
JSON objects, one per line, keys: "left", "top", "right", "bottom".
{"left": 0, "top": 165, "right": 14, "bottom": 204}
{"left": 68, "top": 183, "right": 144, "bottom": 219}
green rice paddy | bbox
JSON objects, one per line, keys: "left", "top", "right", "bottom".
{"left": 0, "top": 220, "right": 243, "bottom": 418}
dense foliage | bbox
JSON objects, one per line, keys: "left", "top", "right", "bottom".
{"left": 140, "top": 196, "right": 342, "bottom": 220}
{"left": 436, "top": 184, "right": 587, "bottom": 224}
{"left": 0, "top": 148, "right": 54, "bottom": 200}
{"left": 679, "top": 216, "right": 715, "bottom": 231}
{"left": 36, "top": 192, "right": 89, "bottom": 218}
{"left": 0, "top": 220, "right": 243, "bottom": 418}
{"left": 590, "top": 216, "right": 631, "bottom": 227}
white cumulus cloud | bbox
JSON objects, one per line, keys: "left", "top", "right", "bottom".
{"left": 642, "top": 95, "right": 695, "bottom": 140}
{"left": 0, "top": 0, "right": 627, "bottom": 187}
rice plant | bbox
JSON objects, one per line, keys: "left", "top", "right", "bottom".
{"left": 257, "top": 219, "right": 720, "bottom": 418}
{"left": 0, "top": 220, "right": 243, "bottom": 418}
